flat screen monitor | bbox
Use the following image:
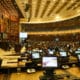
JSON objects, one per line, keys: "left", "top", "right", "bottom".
{"left": 32, "top": 52, "right": 40, "bottom": 59}
{"left": 49, "top": 51, "right": 53, "bottom": 55}
{"left": 19, "top": 32, "right": 28, "bottom": 38}
{"left": 60, "top": 51, "right": 67, "bottom": 57}
{"left": 78, "top": 55, "right": 80, "bottom": 61}
{"left": 48, "top": 49, "right": 55, "bottom": 55}
{"left": 75, "top": 51, "right": 80, "bottom": 54}
{"left": 42, "top": 57, "right": 58, "bottom": 68}
{"left": 77, "top": 48, "right": 80, "bottom": 51}
{"left": 78, "top": 55, "right": 80, "bottom": 60}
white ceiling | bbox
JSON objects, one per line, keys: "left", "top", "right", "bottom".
{"left": 16, "top": 0, "right": 80, "bottom": 23}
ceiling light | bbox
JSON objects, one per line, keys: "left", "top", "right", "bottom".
{"left": 24, "top": 0, "right": 28, "bottom": 4}
{"left": 55, "top": 15, "right": 61, "bottom": 20}
{"left": 70, "top": 0, "right": 75, "bottom": 3}
{"left": 77, "top": 10, "right": 80, "bottom": 13}
{"left": 61, "top": 0, "right": 66, "bottom": 3}
{"left": 52, "top": 0, "right": 56, "bottom": 2}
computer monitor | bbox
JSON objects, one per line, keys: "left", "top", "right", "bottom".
{"left": 75, "top": 51, "right": 80, "bottom": 54}
{"left": 42, "top": 56, "right": 58, "bottom": 68}
{"left": 48, "top": 49, "right": 55, "bottom": 55}
{"left": 59, "top": 51, "right": 67, "bottom": 57}
{"left": 78, "top": 55, "right": 80, "bottom": 61}
{"left": 32, "top": 52, "right": 41, "bottom": 59}
{"left": 77, "top": 48, "right": 80, "bottom": 51}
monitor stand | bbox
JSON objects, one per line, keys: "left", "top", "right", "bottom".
{"left": 39, "top": 69, "right": 56, "bottom": 80}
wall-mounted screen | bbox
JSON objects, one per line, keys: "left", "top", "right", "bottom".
{"left": 19, "top": 32, "right": 28, "bottom": 38}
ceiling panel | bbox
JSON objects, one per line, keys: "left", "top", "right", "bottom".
{"left": 16, "top": 0, "right": 80, "bottom": 23}
{"left": 35, "top": 0, "right": 42, "bottom": 17}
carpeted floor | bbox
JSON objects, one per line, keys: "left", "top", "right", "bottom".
{"left": 0, "top": 74, "right": 4, "bottom": 80}
{"left": 0, "top": 73, "right": 11, "bottom": 80}
{"left": 0, "top": 68, "right": 80, "bottom": 80}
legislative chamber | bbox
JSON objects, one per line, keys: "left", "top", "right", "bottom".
{"left": 0, "top": 0, "right": 80, "bottom": 80}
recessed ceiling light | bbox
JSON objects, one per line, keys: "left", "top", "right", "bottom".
{"left": 77, "top": 9, "right": 80, "bottom": 13}
{"left": 55, "top": 15, "right": 61, "bottom": 20}
{"left": 71, "top": 0, "right": 74, "bottom": 3}
{"left": 52, "top": 0, "right": 56, "bottom": 1}
{"left": 61, "top": 0, "right": 66, "bottom": 3}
